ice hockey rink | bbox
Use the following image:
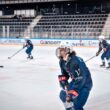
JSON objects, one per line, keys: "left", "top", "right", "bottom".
{"left": 0, "top": 45, "right": 110, "bottom": 110}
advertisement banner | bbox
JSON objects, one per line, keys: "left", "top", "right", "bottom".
{"left": 0, "top": 38, "right": 110, "bottom": 47}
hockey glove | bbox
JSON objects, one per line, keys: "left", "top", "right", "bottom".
{"left": 66, "top": 90, "right": 79, "bottom": 102}
{"left": 58, "top": 75, "right": 68, "bottom": 89}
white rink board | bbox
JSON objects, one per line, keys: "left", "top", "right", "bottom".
{"left": 0, "top": 38, "right": 110, "bottom": 46}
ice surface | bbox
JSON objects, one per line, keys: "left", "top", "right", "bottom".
{"left": 0, "top": 45, "right": 110, "bottom": 110}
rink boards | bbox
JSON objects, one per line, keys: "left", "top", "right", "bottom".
{"left": 0, "top": 38, "right": 110, "bottom": 47}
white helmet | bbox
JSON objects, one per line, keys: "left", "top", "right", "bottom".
{"left": 99, "top": 35, "right": 105, "bottom": 40}
{"left": 56, "top": 41, "right": 73, "bottom": 58}
{"left": 24, "top": 36, "right": 30, "bottom": 40}
{"left": 60, "top": 41, "right": 72, "bottom": 48}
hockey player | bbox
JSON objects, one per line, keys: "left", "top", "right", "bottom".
{"left": 96, "top": 35, "right": 110, "bottom": 68}
{"left": 56, "top": 42, "right": 93, "bottom": 110}
{"left": 23, "top": 37, "right": 34, "bottom": 59}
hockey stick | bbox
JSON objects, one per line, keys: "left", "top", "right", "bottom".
{"left": 85, "top": 55, "right": 96, "bottom": 63}
{"left": 8, "top": 48, "right": 24, "bottom": 59}
{"left": 85, "top": 49, "right": 105, "bottom": 63}
{"left": 64, "top": 86, "right": 75, "bottom": 110}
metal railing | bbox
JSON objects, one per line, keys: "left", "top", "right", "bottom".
{"left": 0, "top": 0, "right": 71, "bottom": 4}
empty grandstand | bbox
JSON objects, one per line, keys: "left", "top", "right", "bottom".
{"left": 0, "top": 0, "right": 110, "bottom": 39}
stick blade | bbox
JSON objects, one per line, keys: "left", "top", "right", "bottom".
{"left": 0, "top": 66, "right": 4, "bottom": 68}
{"left": 8, "top": 57, "right": 11, "bottom": 59}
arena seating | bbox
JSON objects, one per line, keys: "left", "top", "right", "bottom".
{"left": 0, "top": 14, "right": 108, "bottom": 38}
{"left": 34, "top": 14, "right": 108, "bottom": 38}
{"left": 0, "top": 16, "right": 34, "bottom": 37}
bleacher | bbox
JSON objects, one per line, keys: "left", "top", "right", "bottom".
{"left": 0, "top": 0, "right": 110, "bottom": 39}
{"left": 0, "top": 13, "right": 109, "bottom": 38}
{"left": 0, "top": 16, "right": 34, "bottom": 37}
{"left": 34, "top": 14, "right": 108, "bottom": 38}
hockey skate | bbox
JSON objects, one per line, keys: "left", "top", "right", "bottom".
{"left": 100, "top": 62, "right": 105, "bottom": 67}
